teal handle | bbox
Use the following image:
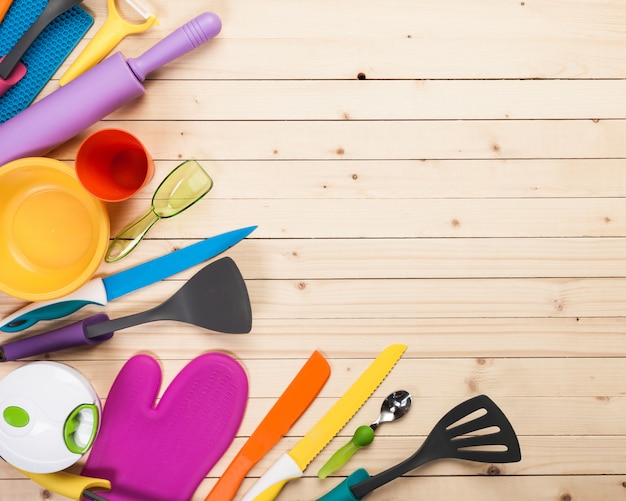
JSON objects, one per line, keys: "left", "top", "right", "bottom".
{"left": 318, "top": 426, "right": 375, "bottom": 478}
{"left": 316, "top": 468, "right": 371, "bottom": 501}
{"left": 0, "top": 300, "right": 96, "bottom": 332}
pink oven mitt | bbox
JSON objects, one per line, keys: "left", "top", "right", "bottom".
{"left": 80, "top": 352, "right": 248, "bottom": 501}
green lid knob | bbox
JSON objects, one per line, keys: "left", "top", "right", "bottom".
{"left": 3, "top": 406, "right": 30, "bottom": 428}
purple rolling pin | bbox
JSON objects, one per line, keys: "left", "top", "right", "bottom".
{"left": 0, "top": 12, "right": 222, "bottom": 166}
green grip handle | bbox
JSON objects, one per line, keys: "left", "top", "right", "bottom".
{"left": 318, "top": 426, "right": 375, "bottom": 479}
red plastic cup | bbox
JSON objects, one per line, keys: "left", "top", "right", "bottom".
{"left": 76, "top": 129, "right": 154, "bottom": 202}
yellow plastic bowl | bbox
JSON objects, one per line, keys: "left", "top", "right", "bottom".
{"left": 0, "top": 158, "right": 109, "bottom": 301}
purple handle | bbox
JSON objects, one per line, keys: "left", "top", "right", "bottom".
{"left": 128, "top": 12, "right": 222, "bottom": 81}
{"left": 0, "top": 314, "right": 113, "bottom": 361}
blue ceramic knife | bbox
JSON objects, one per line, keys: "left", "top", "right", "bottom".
{"left": 0, "top": 226, "right": 256, "bottom": 333}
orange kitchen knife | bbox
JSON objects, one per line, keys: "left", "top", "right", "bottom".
{"left": 204, "top": 350, "right": 331, "bottom": 501}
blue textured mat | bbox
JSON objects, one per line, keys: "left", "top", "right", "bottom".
{"left": 0, "top": 0, "right": 93, "bottom": 123}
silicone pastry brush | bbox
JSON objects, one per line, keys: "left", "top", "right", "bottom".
{"left": 0, "top": 11, "right": 221, "bottom": 166}
{"left": 60, "top": 0, "right": 158, "bottom": 85}
{"left": 0, "top": 0, "right": 83, "bottom": 80}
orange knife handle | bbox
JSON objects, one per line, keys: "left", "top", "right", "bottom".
{"left": 204, "top": 452, "right": 255, "bottom": 501}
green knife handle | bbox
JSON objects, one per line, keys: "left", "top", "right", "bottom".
{"left": 318, "top": 426, "right": 375, "bottom": 479}
{"left": 316, "top": 468, "right": 371, "bottom": 501}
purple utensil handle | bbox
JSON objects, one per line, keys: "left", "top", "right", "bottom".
{"left": 0, "top": 314, "right": 113, "bottom": 361}
{"left": 0, "top": 12, "right": 222, "bottom": 167}
{"left": 128, "top": 12, "right": 222, "bottom": 81}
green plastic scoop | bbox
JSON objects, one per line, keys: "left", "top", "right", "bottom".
{"left": 105, "top": 160, "right": 213, "bottom": 262}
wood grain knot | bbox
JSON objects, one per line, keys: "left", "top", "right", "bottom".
{"left": 486, "top": 465, "right": 501, "bottom": 475}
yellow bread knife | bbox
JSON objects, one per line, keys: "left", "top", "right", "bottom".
{"left": 241, "top": 344, "right": 407, "bottom": 501}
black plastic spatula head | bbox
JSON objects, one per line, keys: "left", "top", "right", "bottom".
{"left": 350, "top": 395, "right": 521, "bottom": 499}
{"left": 85, "top": 257, "right": 252, "bottom": 338}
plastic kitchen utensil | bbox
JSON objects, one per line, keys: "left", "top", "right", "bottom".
{"left": 105, "top": 160, "right": 213, "bottom": 262}
{"left": 0, "top": 0, "right": 83, "bottom": 80}
{"left": 60, "top": 0, "right": 157, "bottom": 85}
{"left": 241, "top": 344, "right": 407, "bottom": 501}
{"left": 317, "top": 395, "right": 522, "bottom": 501}
{"left": 318, "top": 390, "right": 412, "bottom": 479}
{"left": 80, "top": 352, "right": 248, "bottom": 501}
{"left": 0, "top": 361, "right": 100, "bottom": 473}
{"left": 0, "top": 11, "right": 221, "bottom": 166}
{"left": 0, "top": 257, "right": 252, "bottom": 361}
{"left": 0, "top": 57, "right": 25, "bottom": 97}
{"left": 17, "top": 469, "right": 111, "bottom": 501}
{"left": 0, "top": 226, "right": 256, "bottom": 333}
{"left": 205, "top": 351, "right": 332, "bottom": 501}
{"left": 76, "top": 128, "right": 154, "bottom": 202}
{"left": 0, "top": 0, "right": 14, "bottom": 23}
{"left": 0, "top": 0, "right": 92, "bottom": 122}
{"left": 0, "top": 158, "right": 109, "bottom": 302}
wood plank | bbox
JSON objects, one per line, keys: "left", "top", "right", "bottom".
{"left": 7, "top": 275, "right": 624, "bottom": 319}
{"left": 92, "top": 80, "right": 626, "bottom": 121}
{"left": 51, "top": 119, "right": 626, "bottom": 161}
{"left": 99, "top": 198, "right": 626, "bottom": 238}
{"left": 67, "top": 158, "right": 626, "bottom": 200}
{"left": 2, "top": 475, "right": 625, "bottom": 501}
{"left": 0, "top": 317, "right": 622, "bottom": 360}
{"left": 1, "top": 359, "right": 625, "bottom": 400}
{"left": 87, "top": 237, "right": 626, "bottom": 279}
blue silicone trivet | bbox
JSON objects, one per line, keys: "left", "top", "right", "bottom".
{"left": 0, "top": 0, "right": 93, "bottom": 123}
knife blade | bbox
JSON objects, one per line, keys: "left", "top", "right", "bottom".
{"left": 241, "top": 344, "right": 407, "bottom": 501}
{"left": 204, "top": 350, "right": 331, "bottom": 501}
{"left": 0, "top": 226, "right": 256, "bottom": 333}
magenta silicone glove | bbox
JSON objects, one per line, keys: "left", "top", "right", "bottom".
{"left": 80, "top": 352, "right": 248, "bottom": 501}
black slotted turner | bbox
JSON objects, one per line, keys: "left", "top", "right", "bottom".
{"left": 0, "top": 257, "right": 253, "bottom": 361}
{"left": 318, "top": 395, "right": 521, "bottom": 500}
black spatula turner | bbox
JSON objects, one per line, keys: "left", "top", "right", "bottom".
{"left": 0, "top": 257, "right": 252, "bottom": 361}
{"left": 317, "top": 395, "right": 521, "bottom": 501}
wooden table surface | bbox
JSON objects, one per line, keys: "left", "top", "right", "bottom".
{"left": 2, "top": 0, "right": 626, "bottom": 499}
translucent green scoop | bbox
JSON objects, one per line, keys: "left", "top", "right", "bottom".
{"left": 105, "top": 160, "right": 213, "bottom": 262}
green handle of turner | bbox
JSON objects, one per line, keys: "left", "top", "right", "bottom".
{"left": 318, "top": 426, "right": 376, "bottom": 479}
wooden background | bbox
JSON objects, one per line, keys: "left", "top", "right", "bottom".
{"left": 2, "top": 0, "right": 626, "bottom": 499}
